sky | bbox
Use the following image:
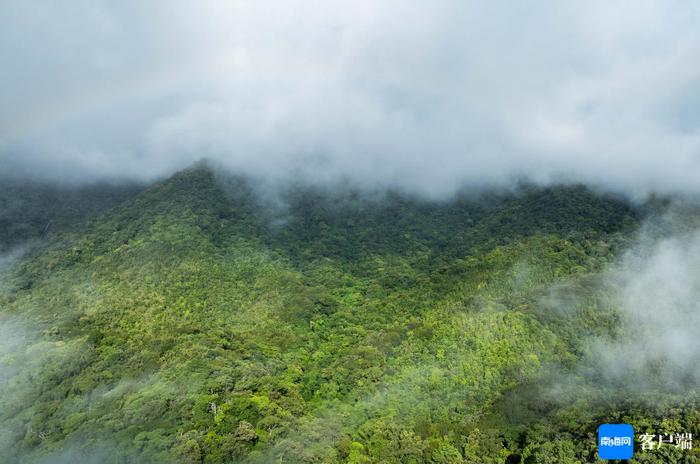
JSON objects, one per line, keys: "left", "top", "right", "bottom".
{"left": 1, "top": 0, "right": 700, "bottom": 196}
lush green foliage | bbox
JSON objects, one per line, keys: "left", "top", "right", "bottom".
{"left": 1, "top": 166, "right": 697, "bottom": 463}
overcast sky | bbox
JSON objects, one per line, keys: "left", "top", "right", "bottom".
{"left": 1, "top": 0, "right": 700, "bottom": 196}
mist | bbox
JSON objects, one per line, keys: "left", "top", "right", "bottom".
{"left": 2, "top": 1, "right": 700, "bottom": 197}
{"left": 532, "top": 206, "right": 700, "bottom": 414}
{"left": 593, "top": 217, "right": 700, "bottom": 392}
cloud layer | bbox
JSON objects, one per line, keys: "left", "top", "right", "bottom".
{"left": 1, "top": 0, "right": 700, "bottom": 195}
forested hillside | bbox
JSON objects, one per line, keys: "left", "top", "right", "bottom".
{"left": 1, "top": 166, "right": 697, "bottom": 463}
{"left": 0, "top": 177, "right": 143, "bottom": 253}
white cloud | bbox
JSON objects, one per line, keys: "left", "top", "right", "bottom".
{"left": 593, "top": 222, "right": 700, "bottom": 389}
{"left": 1, "top": 0, "right": 700, "bottom": 195}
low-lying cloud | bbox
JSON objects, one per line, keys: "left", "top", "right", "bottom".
{"left": 538, "top": 209, "right": 700, "bottom": 405}
{"left": 1, "top": 1, "right": 700, "bottom": 196}
{"left": 591, "top": 220, "right": 700, "bottom": 392}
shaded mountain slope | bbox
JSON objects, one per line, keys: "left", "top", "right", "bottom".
{"left": 0, "top": 177, "right": 144, "bottom": 254}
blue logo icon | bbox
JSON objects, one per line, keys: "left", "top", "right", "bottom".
{"left": 598, "top": 424, "right": 634, "bottom": 460}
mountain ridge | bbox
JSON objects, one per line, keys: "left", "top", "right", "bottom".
{"left": 3, "top": 166, "right": 694, "bottom": 464}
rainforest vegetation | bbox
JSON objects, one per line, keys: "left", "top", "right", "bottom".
{"left": 1, "top": 165, "right": 698, "bottom": 463}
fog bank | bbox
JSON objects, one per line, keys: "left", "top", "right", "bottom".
{"left": 1, "top": 1, "right": 700, "bottom": 197}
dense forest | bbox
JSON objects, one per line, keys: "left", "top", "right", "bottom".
{"left": 1, "top": 165, "right": 698, "bottom": 463}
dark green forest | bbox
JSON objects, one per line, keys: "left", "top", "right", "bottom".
{"left": 1, "top": 165, "right": 698, "bottom": 463}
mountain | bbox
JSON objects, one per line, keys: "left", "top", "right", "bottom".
{"left": 0, "top": 166, "right": 696, "bottom": 463}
